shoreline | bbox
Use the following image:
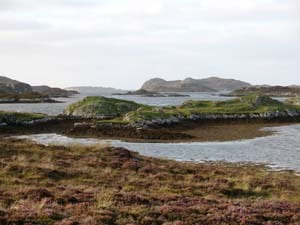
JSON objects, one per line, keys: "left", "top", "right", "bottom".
{"left": 13, "top": 134, "right": 300, "bottom": 173}
{"left": 64, "top": 119, "right": 299, "bottom": 143}
{"left": 0, "top": 118, "right": 298, "bottom": 143}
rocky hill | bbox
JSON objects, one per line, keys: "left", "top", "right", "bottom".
{"left": 0, "top": 76, "right": 78, "bottom": 99}
{"left": 0, "top": 76, "right": 32, "bottom": 94}
{"left": 141, "top": 77, "right": 251, "bottom": 92}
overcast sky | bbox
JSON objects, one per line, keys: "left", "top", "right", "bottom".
{"left": 0, "top": 0, "right": 299, "bottom": 89}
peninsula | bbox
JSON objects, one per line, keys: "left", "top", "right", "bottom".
{"left": 0, "top": 76, "right": 79, "bottom": 103}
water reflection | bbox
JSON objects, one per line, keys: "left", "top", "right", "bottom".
{"left": 15, "top": 124, "right": 300, "bottom": 172}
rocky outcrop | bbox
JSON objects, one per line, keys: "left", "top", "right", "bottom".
{"left": 132, "top": 110, "right": 300, "bottom": 128}
{"left": 64, "top": 96, "right": 142, "bottom": 118}
{"left": 240, "top": 95, "right": 283, "bottom": 107}
{"left": 141, "top": 77, "right": 251, "bottom": 92}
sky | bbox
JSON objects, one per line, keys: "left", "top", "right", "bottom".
{"left": 0, "top": 0, "right": 299, "bottom": 89}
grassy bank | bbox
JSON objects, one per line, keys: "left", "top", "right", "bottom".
{"left": 0, "top": 111, "right": 46, "bottom": 122}
{"left": 0, "top": 92, "right": 57, "bottom": 103}
{"left": 0, "top": 139, "right": 299, "bottom": 224}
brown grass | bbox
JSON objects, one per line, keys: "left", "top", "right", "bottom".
{"left": 0, "top": 138, "right": 299, "bottom": 224}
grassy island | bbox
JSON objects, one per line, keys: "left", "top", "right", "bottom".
{"left": 65, "top": 94, "right": 300, "bottom": 125}
{"left": 124, "top": 94, "right": 299, "bottom": 123}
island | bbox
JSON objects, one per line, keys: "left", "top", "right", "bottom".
{"left": 65, "top": 94, "right": 300, "bottom": 126}
{"left": 1, "top": 94, "right": 300, "bottom": 141}
{"left": 141, "top": 77, "right": 251, "bottom": 92}
{"left": 51, "top": 94, "right": 300, "bottom": 142}
{"left": 0, "top": 76, "right": 79, "bottom": 103}
{"left": 113, "top": 89, "right": 190, "bottom": 97}
{"left": 225, "top": 85, "right": 300, "bottom": 97}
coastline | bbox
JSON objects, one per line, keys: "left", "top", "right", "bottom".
{"left": 0, "top": 116, "right": 298, "bottom": 143}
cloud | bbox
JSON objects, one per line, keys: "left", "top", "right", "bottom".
{"left": 0, "top": 0, "right": 299, "bottom": 88}
{"left": 0, "top": 0, "right": 99, "bottom": 10}
{"left": 0, "top": 18, "right": 51, "bottom": 31}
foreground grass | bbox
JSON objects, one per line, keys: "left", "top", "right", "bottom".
{"left": 0, "top": 139, "right": 299, "bottom": 225}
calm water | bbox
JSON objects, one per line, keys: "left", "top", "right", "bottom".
{"left": 3, "top": 92, "right": 297, "bottom": 172}
{"left": 15, "top": 124, "right": 300, "bottom": 172}
{"left": 0, "top": 92, "right": 233, "bottom": 115}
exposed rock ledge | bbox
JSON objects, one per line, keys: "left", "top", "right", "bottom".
{"left": 71, "top": 110, "right": 300, "bottom": 131}
{"left": 131, "top": 110, "right": 300, "bottom": 129}
{"left": 0, "top": 117, "right": 57, "bottom": 127}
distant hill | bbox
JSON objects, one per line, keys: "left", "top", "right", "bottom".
{"left": 227, "top": 85, "right": 300, "bottom": 97}
{"left": 67, "top": 86, "right": 126, "bottom": 94}
{"left": 0, "top": 76, "right": 32, "bottom": 94}
{"left": 141, "top": 77, "right": 251, "bottom": 92}
{"left": 0, "top": 76, "right": 78, "bottom": 98}
{"left": 32, "top": 86, "right": 79, "bottom": 98}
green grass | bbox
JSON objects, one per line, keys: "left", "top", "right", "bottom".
{"left": 64, "top": 96, "right": 144, "bottom": 117}
{"left": 119, "top": 94, "right": 300, "bottom": 123}
{"left": 286, "top": 96, "right": 300, "bottom": 105}
{"left": 65, "top": 94, "right": 300, "bottom": 124}
{"left": 0, "top": 111, "right": 46, "bottom": 122}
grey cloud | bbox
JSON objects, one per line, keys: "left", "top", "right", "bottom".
{"left": 0, "top": 0, "right": 299, "bottom": 88}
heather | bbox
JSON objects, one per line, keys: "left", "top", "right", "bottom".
{"left": 0, "top": 139, "right": 299, "bottom": 224}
